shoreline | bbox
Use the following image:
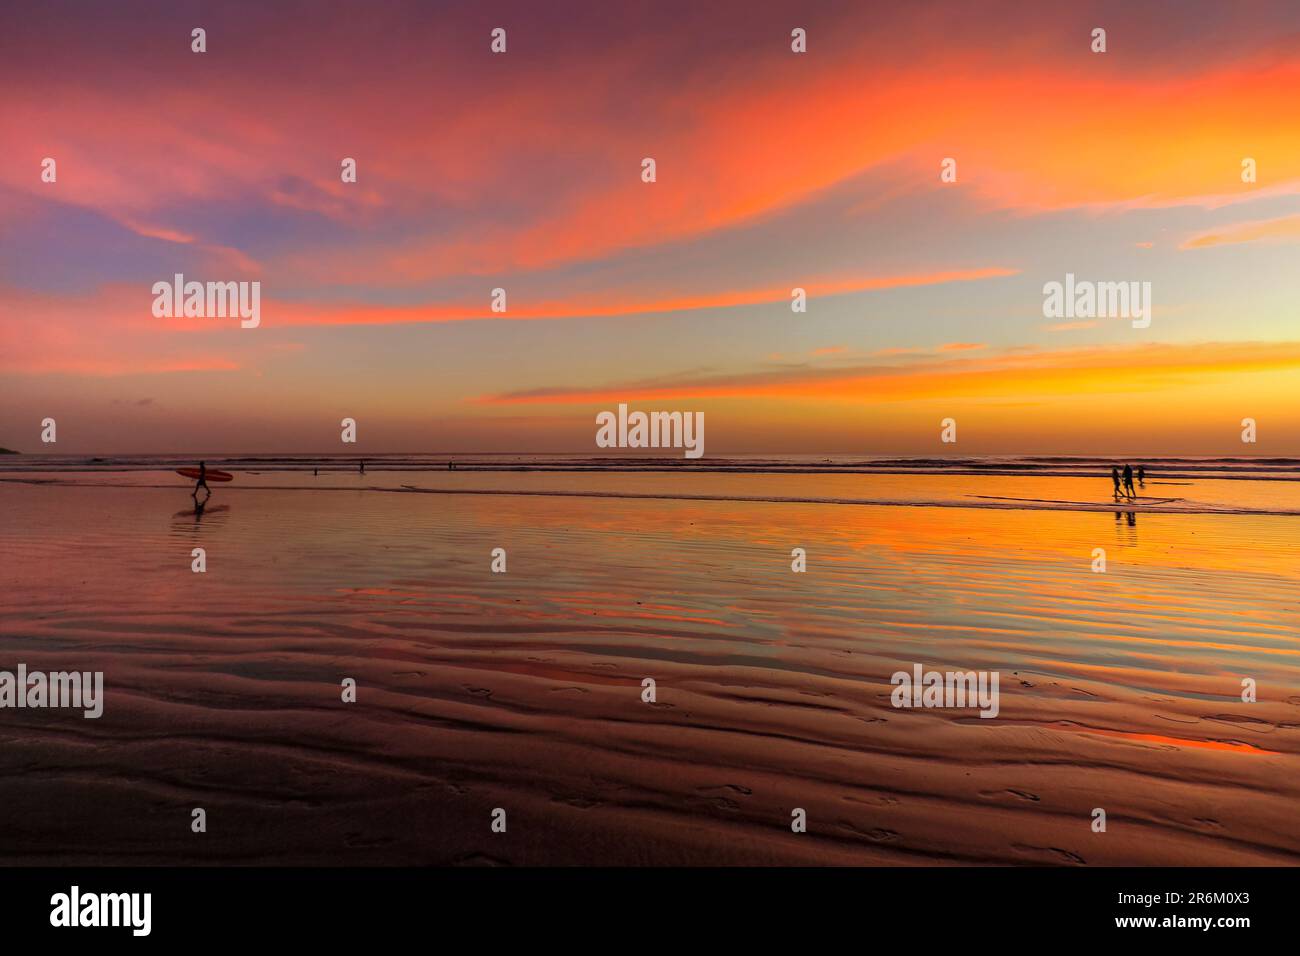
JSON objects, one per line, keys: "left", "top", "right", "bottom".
{"left": 2, "top": 464, "right": 1299, "bottom": 481}
{"left": 5, "top": 475, "right": 1300, "bottom": 515}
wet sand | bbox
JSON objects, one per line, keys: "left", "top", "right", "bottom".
{"left": 1, "top": 471, "right": 1297, "bottom": 865}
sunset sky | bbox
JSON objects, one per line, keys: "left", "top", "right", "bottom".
{"left": 2, "top": 0, "right": 1298, "bottom": 456}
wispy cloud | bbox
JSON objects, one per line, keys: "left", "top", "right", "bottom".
{"left": 473, "top": 341, "right": 1300, "bottom": 405}
{"left": 261, "top": 266, "right": 1019, "bottom": 326}
{"left": 1181, "top": 213, "right": 1300, "bottom": 249}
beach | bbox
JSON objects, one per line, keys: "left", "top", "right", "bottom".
{"left": 1, "top": 458, "right": 1297, "bottom": 865}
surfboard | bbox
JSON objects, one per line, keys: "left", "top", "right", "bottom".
{"left": 176, "top": 467, "right": 233, "bottom": 482}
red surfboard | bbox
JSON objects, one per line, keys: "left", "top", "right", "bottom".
{"left": 176, "top": 467, "right": 234, "bottom": 482}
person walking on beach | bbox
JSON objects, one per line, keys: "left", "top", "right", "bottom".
{"left": 1122, "top": 463, "right": 1136, "bottom": 499}
{"left": 1111, "top": 466, "right": 1122, "bottom": 499}
{"left": 192, "top": 460, "right": 211, "bottom": 498}
{"left": 1137, "top": 465, "right": 1146, "bottom": 486}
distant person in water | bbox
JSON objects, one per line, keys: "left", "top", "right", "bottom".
{"left": 192, "top": 460, "right": 210, "bottom": 498}
{"left": 1111, "top": 466, "right": 1122, "bottom": 499}
{"left": 1122, "top": 463, "right": 1136, "bottom": 499}
{"left": 359, "top": 459, "right": 365, "bottom": 475}
{"left": 1137, "top": 465, "right": 1146, "bottom": 486}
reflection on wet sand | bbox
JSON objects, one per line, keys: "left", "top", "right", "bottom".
{"left": 172, "top": 503, "right": 231, "bottom": 523}
{"left": 0, "top": 473, "right": 1297, "bottom": 865}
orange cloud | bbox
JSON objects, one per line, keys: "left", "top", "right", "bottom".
{"left": 7, "top": 34, "right": 1299, "bottom": 288}
{"left": 1181, "top": 213, "right": 1300, "bottom": 249}
{"left": 1044, "top": 321, "right": 1099, "bottom": 332}
{"left": 473, "top": 340, "right": 1300, "bottom": 406}
{"left": 264, "top": 266, "right": 1018, "bottom": 327}
{"left": 0, "top": 284, "right": 246, "bottom": 376}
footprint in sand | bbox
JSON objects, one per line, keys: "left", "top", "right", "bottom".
{"left": 697, "top": 783, "right": 753, "bottom": 797}
{"left": 843, "top": 794, "right": 900, "bottom": 807}
{"left": 980, "top": 788, "right": 1040, "bottom": 802}
{"left": 552, "top": 794, "right": 603, "bottom": 809}
{"left": 837, "top": 821, "right": 900, "bottom": 842}
{"left": 700, "top": 796, "right": 741, "bottom": 812}
{"left": 1012, "top": 843, "right": 1085, "bottom": 865}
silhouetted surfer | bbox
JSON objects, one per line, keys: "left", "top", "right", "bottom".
{"left": 1122, "top": 463, "right": 1136, "bottom": 499}
{"left": 193, "top": 461, "right": 211, "bottom": 498}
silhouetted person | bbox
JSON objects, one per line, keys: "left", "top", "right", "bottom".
{"left": 359, "top": 459, "right": 365, "bottom": 475}
{"left": 193, "top": 460, "right": 210, "bottom": 498}
{"left": 1137, "top": 465, "right": 1146, "bottom": 486}
{"left": 313, "top": 467, "right": 318, "bottom": 476}
{"left": 1122, "top": 463, "right": 1136, "bottom": 499}
{"left": 1111, "top": 466, "right": 1122, "bottom": 499}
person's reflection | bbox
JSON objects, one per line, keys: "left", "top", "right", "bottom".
{"left": 1114, "top": 510, "right": 1137, "bottom": 527}
{"left": 173, "top": 494, "right": 226, "bottom": 526}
